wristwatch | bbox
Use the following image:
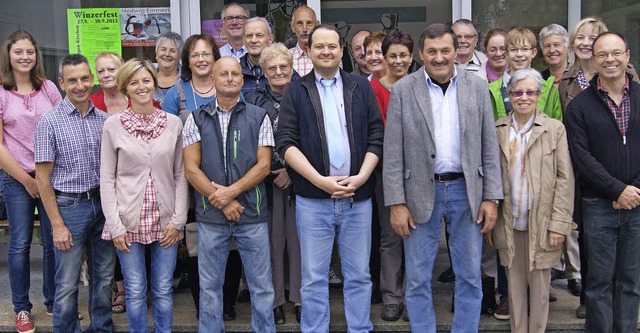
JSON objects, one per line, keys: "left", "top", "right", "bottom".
{"left": 490, "top": 199, "right": 500, "bottom": 207}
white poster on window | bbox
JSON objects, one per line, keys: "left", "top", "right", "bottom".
{"left": 120, "top": 7, "right": 171, "bottom": 47}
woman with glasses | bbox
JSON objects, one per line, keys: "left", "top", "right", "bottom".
{"left": 483, "top": 28, "right": 508, "bottom": 83}
{"left": 0, "top": 30, "right": 61, "bottom": 333}
{"left": 101, "top": 58, "right": 188, "bottom": 333}
{"left": 161, "top": 34, "right": 220, "bottom": 120}
{"left": 492, "top": 68, "right": 574, "bottom": 333}
{"left": 154, "top": 31, "right": 184, "bottom": 105}
{"left": 369, "top": 29, "right": 413, "bottom": 322}
{"left": 247, "top": 42, "right": 301, "bottom": 325}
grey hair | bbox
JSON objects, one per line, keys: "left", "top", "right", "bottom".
{"left": 221, "top": 3, "right": 250, "bottom": 20}
{"left": 539, "top": 24, "right": 569, "bottom": 49}
{"left": 244, "top": 17, "right": 273, "bottom": 35}
{"left": 506, "top": 68, "right": 543, "bottom": 95}
{"left": 155, "top": 31, "right": 184, "bottom": 55}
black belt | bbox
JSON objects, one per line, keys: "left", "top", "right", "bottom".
{"left": 54, "top": 188, "right": 100, "bottom": 200}
{"left": 434, "top": 173, "right": 464, "bottom": 182}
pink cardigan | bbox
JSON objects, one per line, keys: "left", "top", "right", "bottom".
{"left": 100, "top": 111, "right": 188, "bottom": 239}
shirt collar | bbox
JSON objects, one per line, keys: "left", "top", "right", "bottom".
{"left": 424, "top": 66, "right": 458, "bottom": 87}
{"left": 315, "top": 69, "right": 342, "bottom": 83}
{"left": 455, "top": 51, "right": 481, "bottom": 66}
{"left": 294, "top": 44, "right": 308, "bottom": 58}
{"left": 61, "top": 97, "right": 97, "bottom": 116}
{"left": 214, "top": 97, "right": 241, "bottom": 113}
{"left": 597, "top": 75, "right": 630, "bottom": 94}
{"left": 502, "top": 71, "right": 512, "bottom": 87}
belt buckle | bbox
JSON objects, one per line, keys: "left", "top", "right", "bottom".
{"left": 436, "top": 174, "right": 445, "bottom": 182}
{"left": 86, "top": 191, "right": 91, "bottom": 200}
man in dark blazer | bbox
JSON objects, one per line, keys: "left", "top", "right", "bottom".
{"left": 275, "top": 24, "right": 384, "bottom": 333}
{"left": 383, "top": 23, "right": 503, "bottom": 332}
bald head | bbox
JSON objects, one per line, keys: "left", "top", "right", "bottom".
{"left": 213, "top": 56, "right": 243, "bottom": 98}
{"left": 291, "top": 6, "right": 318, "bottom": 49}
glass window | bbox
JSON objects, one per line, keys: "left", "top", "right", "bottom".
{"left": 0, "top": 0, "right": 170, "bottom": 86}
{"left": 473, "top": 0, "right": 568, "bottom": 70}
{"left": 582, "top": 0, "right": 640, "bottom": 71}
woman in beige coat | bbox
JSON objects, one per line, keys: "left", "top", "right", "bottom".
{"left": 491, "top": 68, "right": 574, "bottom": 333}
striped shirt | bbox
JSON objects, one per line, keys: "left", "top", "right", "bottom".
{"left": 34, "top": 98, "right": 106, "bottom": 193}
{"left": 290, "top": 44, "right": 314, "bottom": 76}
{"left": 597, "top": 76, "right": 631, "bottom": 139}
{"left": 182, "top": 99, "right": 274, "bottom": 171}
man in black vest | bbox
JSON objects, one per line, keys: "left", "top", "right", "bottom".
{"left": 182, "top": 56, "right": 276, "bottom": 333}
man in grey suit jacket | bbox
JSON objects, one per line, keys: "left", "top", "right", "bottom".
{"left": 383, "top": 23, "right": 503, "bottom": 332}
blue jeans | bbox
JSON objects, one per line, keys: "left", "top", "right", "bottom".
{"left": 117, "top": 241, "right": 177, "bottom": 333}
{"left": 296, "top": 196, "right": 373, "bottom": 333}
{"left": 582, "top": 197, "right": 640, "bottom": 333}
{"left": 404, "top": 178, "right": 482, "bottom": 333}
{"left": 197, "top": 221, "right": 275, "bottom": 333}
{"left": 53, "top": 194, "right": 115, "bottom": 333}
{"left": 0, "top": 170, "right": 55, "bottom": 313}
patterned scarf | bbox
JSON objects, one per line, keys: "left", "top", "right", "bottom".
{"left": 119, "top": 108, "right": 167, "bottom": 142}
{"left": 509, "top": 113, "right": 535, "bottom": 230}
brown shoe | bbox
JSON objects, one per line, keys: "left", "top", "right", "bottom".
{"left": 493, "top": 299, "right": 510, "bottom": 320}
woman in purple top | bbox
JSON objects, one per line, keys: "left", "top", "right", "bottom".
{"left": 0, "top": 30, "right": 62, "bottom": 333}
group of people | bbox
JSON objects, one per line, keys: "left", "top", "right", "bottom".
{"left": 1, "top": 2, "right": 638, "bottom": 333}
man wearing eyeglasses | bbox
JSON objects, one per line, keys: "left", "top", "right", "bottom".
{"left": 240, "top": 17, "right": 274, "bottom": 99}
{"left": 452, "top": 19, "right": 488, "bottom": 80}
{"left": 219, "top": 3, "right": 250, "bottom": 60}
{"left": 565, "top": 31, "right": 640, "bottom": 333}
{"left": 489, "top": 27, "right": 563, "bottom": 122}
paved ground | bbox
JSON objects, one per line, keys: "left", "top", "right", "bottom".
{"left": 0, "top": 229, "right": 612, "bottom": 332}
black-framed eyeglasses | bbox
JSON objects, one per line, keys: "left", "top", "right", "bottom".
{"left": 223, "top": 15, "right": 247, "bottom": 22}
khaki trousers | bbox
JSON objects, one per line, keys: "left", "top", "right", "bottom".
{"left": 506, "top": 230, "right": 551, "bottom": 333}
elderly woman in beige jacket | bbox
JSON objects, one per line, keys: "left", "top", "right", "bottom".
{"left": 100, "top": 58, "right": 188, "bottom": 333}
{"left": 491, "top": 68, "right": 574, "bottom": 333}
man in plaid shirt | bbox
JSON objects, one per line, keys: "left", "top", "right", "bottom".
{"left": 565, "top": 32, "right": 640, "bottom": 332}
{"left": 288, "top": 6, "right": 318, "bottom": 76}
{"left": 183, "top": 56, "right": 275, "bottom": 333}
{"left": 34, "top": 54, "right": 115, "bottom": 333}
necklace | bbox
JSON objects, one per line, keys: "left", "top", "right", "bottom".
{"left": 191, "top": 80, "right": 214, "bottom": 95}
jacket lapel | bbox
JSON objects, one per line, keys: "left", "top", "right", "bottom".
{"left": 412, "top": 68, "right": 436, "bottom": 144}
{"left": 456, "top": 71, "right": 468, "bottom": 143}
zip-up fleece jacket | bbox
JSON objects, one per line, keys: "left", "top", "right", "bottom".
{"left": 192, "top": 100, "right": 269, "bottom": 224}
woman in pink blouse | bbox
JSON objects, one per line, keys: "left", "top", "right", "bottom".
{"left": 0, "top": 30, "right": 61, "bottom": 332}
{"left": 100, "top": 58, "right": 188, "bottom": 333}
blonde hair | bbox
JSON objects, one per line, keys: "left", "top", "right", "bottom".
{"left": 259, "top": 43, "right": 293, "bottom": 69}
{"left": 568, "top": 17, "right": 608, "bottom": 67}
{"left": 95, "top": 52, "right": 124, "bottom": 67}
{"left": 505, "top": 27, "right": 537, "bottom": 49}
{"left": 116, "top": 58, "right": 157, "bottom": 96}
